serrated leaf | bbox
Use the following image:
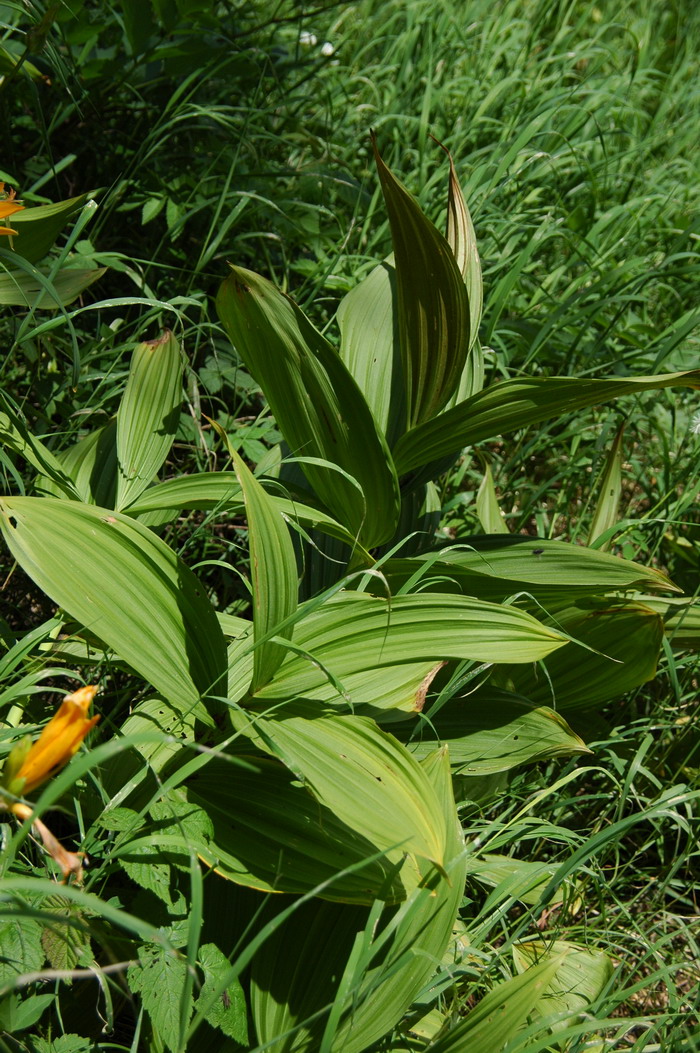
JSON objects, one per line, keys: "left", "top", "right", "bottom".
{"left": 0, "top": 917, "right": 45, "bottom": 988}
{"left": 0, "top": 497, "right": 227, "bottom": 707}
{"left": 41, "top": 898, "right": 91, "bottom": 972}
{"left": 195, "top": 943, "right": 248, "bottom": 1043}
{"left": 116, "top": 331, "right": 183, "bottom": 509}
{"left": 128, "top": 940, "right": 190, "bottom": 1053}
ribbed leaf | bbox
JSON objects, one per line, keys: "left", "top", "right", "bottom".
{"left": 588, "top": 423, "right": 625, "bottom": 548}
{"left": 251, "top": 748, "right": 467, "bottom": 1053}
{"left": 494, "top": 601, "right": 664, "bottom": 711}
{"left": 250, "top": 713, "right": 447, "bottom": 873}
{"left": 0, "top": 267, "right": 106, "bottom": 307}
{"left": 465, "top": 853, "right": 571, "bottom": 907}
{"left": 384, "top": 535, "right": 679, "bottom": 601}
{"left": 231, "top": 450, "right": 297, "bottom": 690}
{"left": 393, "top": 370, "right": 700, "bottom": 476}
{"left": 7, "top": 193, "right": 93, "bottom": 264}
{"left": 444, "top": 149, "right": 484, "bottom": 402}
{"left": 115, "top": 331, "right": 183, "bottom": 510}
{"left": 0, "top": 497, "right": 227, "bottom": 707}
{"left": 255, "top": 592, "right": 569, "bottom": 701}
{"left": 337, "top": 259, "right": 404, "bottom": 443}
{"left": 399, "top": 690, "right": 590, "bottom": 773}
{"left": 373, "top": 137, "right": 469, "bottom": 427}
{"left": 512, "top": 940, "right": 613, "bottom": 1033}
{"left": 216, "top": 265, "right": 400, "bottom": 548}
{"left": 637, "top": 595, "right": 700, "bottom": 650}
{"left": 188, "top": 755, "right": 411, "bottom": 903}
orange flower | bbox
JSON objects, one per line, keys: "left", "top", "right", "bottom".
{"left": 8, "top": 686, "right": 100, "bottom": 796}
{"left": 0, "top": 183, "right": 24, "bottom": 236}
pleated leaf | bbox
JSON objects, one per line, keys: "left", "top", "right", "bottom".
{"left": 494, "top": 601, "right": 664, "bottom": 712}
{"left": 476, "top": 462, "right": 508, "bottom": 533}
{"left": 513, "top": 940, "right": 613, "bottom": 1033}
{"left": 231, "top": 449, "right": 298, "bottom": 690}
{"left": 373, "top": 137, "right": 469, "bottom": 428}
{"left": 400, "top": 690, "right": 590, "bottom": 773}
{"left": 384, "top": 534, "right": 679, "bottom": 601}
{"left": 337, "top": 258, "right": 404, "bottom": 442}
{"left": 0, "top": 398, "right": 77, "bottom": 499}
{"left": 250, "top": 713, "right": 447, "bottom": 874}
{"left": 188, "top": 755, "right": 411, "bottom": 903}
{"left": 37, "top": 421, "right": 118, "bottom": 506}
{"left": 116, "top": 331, "right": 183, "bottom": 510}
{"left": 637, "top": 595, "right": 700, "bottom": 650}
{"left": 465, "top": 854, "right": 571, "bottom": 907}
{"left": 216, "top": 265, "right": 400, "bottom": 548}
{"left": 0, "top": 497, "right": 227, "bottom": 707}
{"left": 0, "top": 267, "right": 106, "bottom": 307}
{"left": 444, "top": 149, "right": 484, "bottom": 402}
{"left": 393, "top": 370, "right": 700, "bottom": 476}
{"left": 588, "top": 423, "right": 625, "bottom": 549}
{"left": 7, "top": 192, "right": 94, "bottom": 264}
{"left": 251, "top": 747, "right": 467, "bottom": 1053}
{"left": 255, "top": 592, "right": 569, "bottom": 701}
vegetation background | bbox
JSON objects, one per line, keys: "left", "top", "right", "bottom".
{"left": 0, "top": 0, "right": 699, "bottom": 1051}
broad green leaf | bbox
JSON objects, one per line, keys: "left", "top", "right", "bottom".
{"left": 37, "top": 421, "right": 117, "bottom": 506}
{"left": 216, "top": 265, "right": 400, "bottom": 547}
{"left": 0, "top": 267, "right": 106, "bottom": 307}
{"left": 0, "top": 397, "right": 78, "bottom": 499}
{"left": 512, "top": 940, "right": 613, "bottom": 1032}
{"left": 393, "top": 370, "right": 700, "bottom": 476}
{"left": 41, "top": 898, "right": 91, "bottom": 972}
{"left": 115, "top": 331, "right": 183, "bottom": 509}
{"left": 427, "top": 956, "right": 564, "bottom": 1053}
{"left": 337, "top": 259, "right": 404, "bottom": 443}
{"left": 494, "top": 601, "right": 663, "bottom": 711}
{"left": 7, "top": 193, "right": 94, "bottom": 264}
{"left": 0, "top": 994, "right": 55, "bottom": 1034}
{"left": 188, "top": 755, "right": 411, "bottom": 903}
{"left": 230, "top": 449, "right": 298, "bottom": 691}
{"left": 0, "top": 497, "right": 226, "bottom": 707}
{"left": 465, "top": 853, "right": 570, "bottom": 907}
{"left": 255, "top": 592, "right": 569, "bottom": 702}
{"left": 373, "top": 137, "right": 469, "bottom": 428}
{"left": 384, "top": 534, "right": 679, "bottom": 602}
{"left": 399, "top": 690, "right": 590, "bottom": 773}
{"left": 588, "top": 423, "right": 625, "bottom": 549}
{"left": 251, "top": 748, "right": 467, "bottom": 1053}
{"left": 476, "top": 462, "right": 508, "bottom": 533}
{"left": 195, "top": 943, "right": 248, "bottom": 1044}
{"left": 250, "top": 713, "right": 447, "bottom": 875}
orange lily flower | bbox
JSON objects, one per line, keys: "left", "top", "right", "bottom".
{"left": 10, "top": 686, "right": 100, "bottom": 796}
{"left": 0, "top": 183, "right": 24, "bottom": 236}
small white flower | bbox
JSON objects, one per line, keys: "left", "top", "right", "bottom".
{"left": 299, "top": 30, "right": 317, "bottom": 46}
{"left": 321, "top": 41, "right": 335, "bottom": 56}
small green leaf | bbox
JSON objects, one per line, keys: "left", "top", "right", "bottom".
{"left": 195, "top": 943, "right": 248, "bottom": 1043}
{"left": 476, "top": 462, "right": 508, "bottom": 534}
{"left": 128, "top": 939, "right": 189, "bottom": 1053}
{"left": 588, "top": 423, "right": 625, "bottom": 549}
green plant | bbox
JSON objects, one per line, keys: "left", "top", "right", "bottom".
{"left": 1, "top": 140, "right": 698, "bottom": 1051}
